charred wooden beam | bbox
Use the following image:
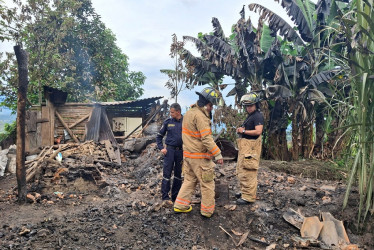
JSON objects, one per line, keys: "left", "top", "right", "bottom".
{"left": 14, "top": 45, "right": 28, "bottom": 203}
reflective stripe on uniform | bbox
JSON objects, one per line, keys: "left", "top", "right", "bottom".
{"left": 182, "top": 127, "right": 201, "bottom": 137}
{"left": 182, "top": 127, "right": 212, "bottom": 138}
{"left": 183, "top": 151, "right": 213, "bottom": 159}
{"left": 175, "top": 197, "right": 190, "bottom": 206}
{"left": 199, "top": 128, "right": 212, "bottom": 137}
{"left": 209, "top": 145, "right": 220, "bottom": 156}
{"left": 201, "top": 203, "right": 214, "bottom": 213}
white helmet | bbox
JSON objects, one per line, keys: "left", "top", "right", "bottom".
{"left": 240, "top": 92, "right": 259, "bottom": 106}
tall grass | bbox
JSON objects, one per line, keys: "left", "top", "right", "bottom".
{"left": 340, "top": 0, "right": 374, "bottom": 226}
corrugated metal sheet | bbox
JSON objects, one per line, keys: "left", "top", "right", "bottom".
{"left": 85, "top": 105, "right": 102, "bottom": 142}
{"left": 99, "top": 96, "right": 163, "bottom": 106}
{"left": 85, "top": 105, "right": 121, "bottom": 164}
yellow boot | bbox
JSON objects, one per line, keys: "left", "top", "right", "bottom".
{"left": 174, "top": 205, "right": 192, "bottom": 213}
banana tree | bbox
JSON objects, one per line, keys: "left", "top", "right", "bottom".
{"left": 179, "top": 8, "right": 293, "bottom": 159}
{"left": 248, "top": 0, "right": 349, "bottom": 160}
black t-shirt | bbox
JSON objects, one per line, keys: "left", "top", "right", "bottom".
{"left": 242, "top": 110, "right": 264, "bottom": 140}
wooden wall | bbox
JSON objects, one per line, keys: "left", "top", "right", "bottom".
{"left": 27, "top": 102, "right": 150, "bottom": 149}
{"left": 54, "top": 104, "right": 93, "bottom": 143}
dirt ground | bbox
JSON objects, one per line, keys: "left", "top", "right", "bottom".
{"left": 0, "top": 143, "right": 373, "bottom": 249}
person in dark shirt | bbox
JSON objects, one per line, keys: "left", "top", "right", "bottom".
{"left": 235, "top": 93, "right": 264, "bottom": 205}
{"left": 156, "top": 103, "right": 183, "bottom": 205}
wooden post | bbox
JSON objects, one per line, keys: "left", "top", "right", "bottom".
{"left": 14, "top": 45, "right": 28, "bottom": 203}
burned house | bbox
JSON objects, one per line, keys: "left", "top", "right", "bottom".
{"left": 26, "top": 87, "right": 164, "bottom": 164}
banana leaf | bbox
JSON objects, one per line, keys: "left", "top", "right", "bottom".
{"left": 308, "top": 89, "right": 326, "bottom": 103}
{"left": 265, "top": 85, "right": 293, "bottom": 99}
{"left": 212, "top": 17, "right": 227, "bottom": 42}
{"left": 279, "top": 0, "right": 314, "bottom": 42}
{"left": 249, "top": 3, "right": 304, "bottom": 45}
{"left": 307, "top": 69, "right": 338, "bottom": 87}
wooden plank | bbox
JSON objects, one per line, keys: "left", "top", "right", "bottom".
{"left": 69, "top": 114, "right": 90, "bottom": 129}
{"left": 26, "top": 111, "right": 38, "bottom": 152}
{"left": 26, "top": 111, "right": 37, "bottom": 132}
{"left": 103, "top": 140, "right": 117, "bottom": 162}
{"left": 41, "top": 106, "right": 51, "bottom": 146}
{"left": 55, "top": 111, "right": 80, "bottom": 143}
{"left": 49, "top": 104, "right": 55, "bottom": 145}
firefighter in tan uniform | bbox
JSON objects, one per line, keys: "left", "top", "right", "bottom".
{"left": 235, "top": 93, "right": 264, "bottom": 205}
{"left": 173, "top": 87, "right": 223, "bottom": 218}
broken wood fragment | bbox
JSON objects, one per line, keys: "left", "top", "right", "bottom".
{"left": 219, "top": 225, "right": 238, "bottom": 246}
{"left": 103, "top": 140, "right": 117, "bottom": 163}
{"left": 49, "top": 144, "right": 70, "bottom": 161}
{"left": 247, "top": 236, "right": 269, "bottom": 245}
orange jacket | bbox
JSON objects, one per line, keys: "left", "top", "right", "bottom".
{"left": 182, "top": 103, "right": 222, "bottom": 160}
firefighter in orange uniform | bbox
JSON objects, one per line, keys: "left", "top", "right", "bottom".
{"left": 173, "top": 87, "right": 223, "bottom": 218}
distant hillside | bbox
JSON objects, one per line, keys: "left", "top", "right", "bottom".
{"left": 0, "top": 109, "right": 16, "bottom": 133}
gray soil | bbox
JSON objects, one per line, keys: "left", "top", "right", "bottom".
{"left": 0, "top": 143, "right": 373, "bottom": 249}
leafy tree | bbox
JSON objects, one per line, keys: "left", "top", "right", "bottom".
{"left": 160, "top": 34, "right": 189, "bottom": 103}
{"left": 161, "top": 34, "right": 224, "bottom": 103}
{"left": 0, "top": 0, "right": 145, "bottom": 110}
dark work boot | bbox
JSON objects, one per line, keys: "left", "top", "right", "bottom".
{"left": 236, "top": 198, "right": 252, "bottom": 205}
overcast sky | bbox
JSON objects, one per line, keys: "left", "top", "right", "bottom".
{"left": 89, "top": 0, "right": 296, "bottom": 108}
{"left": 1, "top": 0, "right": 294, "bottom": 110}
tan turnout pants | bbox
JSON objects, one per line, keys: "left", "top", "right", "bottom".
{"left": 236, "top": 136, "right": 262, "bottom": 202}
{"left": 174, "top": 157, "right": 215, "bottom": 217}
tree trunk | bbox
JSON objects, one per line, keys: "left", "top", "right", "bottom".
{"left": 291, "top": 108, "right": 301, "bottom": 161}
{"left": 266, "top": 129, "right": 290, "bottom": 161}
{"left": 314, "top": 105, "right": 325, "bottom": 158}
{"left": 14, "top": 45, "right": 29, "bottom": 204}
{"left": 263, "top": 100, "right": 290, "bottom": 161}
{"left": 302, "top": 122, "right": 314, "bottom": 159}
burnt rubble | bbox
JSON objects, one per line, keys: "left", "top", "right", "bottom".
{"left": 0, "top": 139, "right": 372, "bottom": 249}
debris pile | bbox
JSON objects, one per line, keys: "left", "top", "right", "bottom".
{"left": 25, "top": 140, "right": 124, "bottom": 195}
{"left": 283, "top": 208, "right": 359, "bottom": 249}
{"left": 0, "top": 141, "right": 372, "bottom": 248}
{"left": 0, "top": 145, "right": 16, "bottom": 176}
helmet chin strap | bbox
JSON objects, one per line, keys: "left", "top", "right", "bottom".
{"left": 204, "top": 106, "right": 213, "bottom": 119}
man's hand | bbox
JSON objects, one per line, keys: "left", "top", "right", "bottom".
{"left": 236, "top": 127, "right": 245, "bottom": 134}
{"left": 216, "top": 159, "right": 223, "bottom": 165}
{"left": 161, "top": 148, "right": 167, "bottom": 155}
